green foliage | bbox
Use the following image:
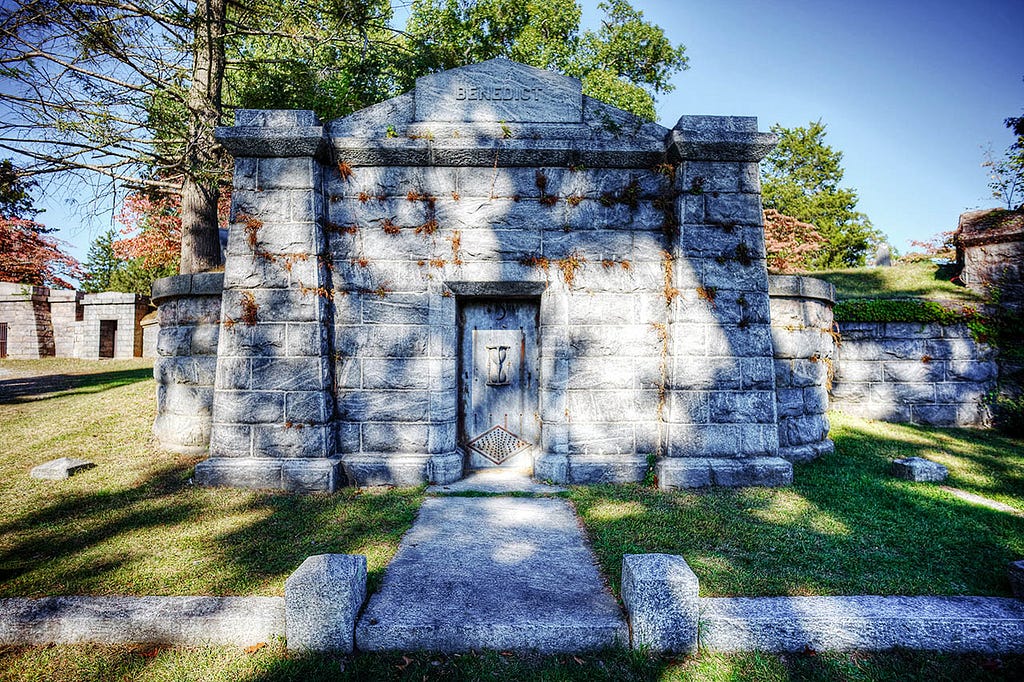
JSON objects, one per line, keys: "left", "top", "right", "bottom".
{"left": 0, "top": 159, "right": 37, "bottom": 219}
{"left": 833, "top": 298, "right": 978, "bottom": 325}
{"left": 403, "top": 0, "right": 687, "bottom": 121}
{"left": 762, "top": 121, "right": 883, "bottom": 268}
{"left": 81, "top": 228, "right": 177, "bottom": 297}
{"left": 226, "top": 0, "right": 401, "bottom": 121}
{"left": 983, "top": 110, "right": 1024, "bottom": 210}
{"left": 80, "top": 229, "right": 121, "bottom": 293}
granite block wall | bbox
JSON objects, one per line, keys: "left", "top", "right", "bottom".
{"left": 831, "top": 321, "right": 997, "bottom": 427}
{"left": 0, "top": 283, "right": 54, "bottom": 359}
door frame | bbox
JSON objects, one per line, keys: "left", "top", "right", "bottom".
{"left": 457, "top": 295, "right": 540, "bottom": 473}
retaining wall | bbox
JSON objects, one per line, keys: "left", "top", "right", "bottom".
{"left": 830, "top": 321, "right": 997, "bottom": 427}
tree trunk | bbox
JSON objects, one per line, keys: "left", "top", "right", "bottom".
{"left": 179, "top": 0, "right": 227, "bottom": 274}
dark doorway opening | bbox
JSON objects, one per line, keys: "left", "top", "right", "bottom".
{"left": 99, "top": 320, "right": 117, "bottom": 358}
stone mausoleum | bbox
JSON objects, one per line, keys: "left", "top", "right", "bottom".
{"left": 155, "top": 59, "right": 837, "bottom": 492}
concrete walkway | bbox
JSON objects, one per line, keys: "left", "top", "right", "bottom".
{"left": 355, "top": 496, "right": 627, "bottom": 653}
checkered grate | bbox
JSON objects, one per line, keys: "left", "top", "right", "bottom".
{"left": 467, "top": 425, "right": 531, "bottom": 465}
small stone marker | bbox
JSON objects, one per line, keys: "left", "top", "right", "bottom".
{"left": 621, "top": 554, "right": 699, "bottom": 654}
{"left": 1009, "top": 560, "right": 1024, "bottom": 599}
{"left": 891, "top": 457, "right": 948, "bottom": 483}
{"left": 29, "top": 457, "right": 95, "bottom": 480}
{"left": 285, "top": 554, "right": 366, "bottom": 652}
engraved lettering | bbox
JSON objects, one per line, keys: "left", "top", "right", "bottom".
{"left": 486, "top": 345, "right": 511, "bottom": 386}
{"left": 451, "top": 84, "right": 543, "bottom": 102}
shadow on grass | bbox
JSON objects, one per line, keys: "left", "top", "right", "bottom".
{"left": 572, "top": 418, "right": 1024, "bottom": 598}
{"left": 0, "top": 455, "right": 422, "bottom": 597}
{"left": 0, "top": 368, "right": 153, "bottom": 404}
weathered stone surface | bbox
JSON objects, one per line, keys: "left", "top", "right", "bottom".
{"left": 415, "top": 58, "right": 582, "bottom": 123}
{"left": 428, "top": 469, "right": 566, "bottom": 494}
{"left": 657, "top": 457, "right": 792, "bottom": 489}
{"left": 621, "top": 554, "right": 698, "bottom": 654}
{"left": 892, "top": 457, "right": 949, "bottom": 483}
{"left": 699, "top": 596, "right": 1024, "bottom": 653}
{"left": 285, "top": 554, "right": 366, "bottom": 652}
{"left": 355, "top": 497, "right": 627, "bottom": 652}
{"left": 29, "top": 457, "right": 95, "bottom": 480}
{"left": 0, "top": 596, "right": 284, "bottom": 646}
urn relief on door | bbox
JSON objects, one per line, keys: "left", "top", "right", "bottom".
{"left": 459, "top": 299, "right": 540, "bottom": 472}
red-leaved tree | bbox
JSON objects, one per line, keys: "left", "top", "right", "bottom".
{"left": 112, "top": 193, "right": 182, "bottom": 269}
{"left": 0, "top": 217, "right": 82, "bottom": 288}
{"left": 763, "top": 208, "right": 827, "bottom": 273}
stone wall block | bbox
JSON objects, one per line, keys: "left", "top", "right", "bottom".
{"left": 946, "top": 360, "right": 997, "bottom": 382}
{"left": 361, "top": 294, "right": 429, "bottom": 325}
{"left": 361, "top": 423, "right": 429, "bottom": 452}
{"left": 257, "top": 157, "right": 316, "bottom": 190}
{"left": 286, "top": 392, "right": 331, "bottom": 425}
{"left": 704, "top": 194, "right": 762, "bottom": 227}
{"left": 216, "top": 391, "right": 284, "bottom": 424}
{"left": 682, "top": 161, "right": 741, "bottom": 193}
{"left": 251, "top": 357, "right": 327, "bottom": 392}
{"left": 708, "top": 391, "right": 776, "bottom": 424}
{"left": 217, "top": 324, "right": 286, "bottom": 357}
{"left": 621, "top": 554, "right": 699, "bottom": 654}
{"left": 338, "top": 390, "right": 429, "bottom": 422}
{"left": 671, "top": 356, "right": 740, "bottom": 391}
{"left": 215, "top": 357, "right": 252, "bottom": 390}
{"left": 286, "top": 323, "right": 327, "bottom": 357}
{"left": 567, "top": 422, "right": 635, "bottom": 455}
{"left": 783, "top": 415, "right": 829, "bottom": 447}
{"left": 253, "top": 424, "right": 329, "bottom": 459}
{"left": 741, "top": 358, "right": 776, "bottom": 390}
{"left": 361, "top": 325, "right": 429, "bottom": 358}
{"left": 285, "top": 554, "right": 367, "bottom": 652}
{"left": 361, "top": 358, "right": 431, "bottom": 390}
{"left": 208, "top": 424, "right": 253, "bottom": 458}
{"left": 427, "top": 421, "right": 457, "bottom": 454}
{"left": 155, "top": 356, "right": 218, "bottom": 387}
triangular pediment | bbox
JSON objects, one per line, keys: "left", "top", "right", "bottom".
{"left": 414, "top": 58, "right": 583, "bottom": 124}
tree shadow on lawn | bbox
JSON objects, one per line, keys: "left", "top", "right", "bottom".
{"left": 0, "top": 368, "right": 153, "bottom": 405}
{"left": 573, "top": 420, "right": 1024, "bottom": 598}
{"left": 0, "top": 457, "right": 422, "bottom": 598}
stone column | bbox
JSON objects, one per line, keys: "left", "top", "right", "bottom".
{"left": 199, "top": 110, "right": 341, "bottom": 492}
{"left": 151, "top": 273, "right": 224, "bottom": 454}
{"left": 0, "top": 283, "right": 53, "bottom": 359}
{"left": 659, "top": 116, "right": 791, "bottom": 488}
{"left": 768, "top": 275, "right": 836, "bottom": 462}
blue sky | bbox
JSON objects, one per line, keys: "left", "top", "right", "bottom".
{"left": 632, "top": 0, "right": 1024, "bottom": 252}
{"left": 35, "top": 0, "right": 1024, "bottom": 264}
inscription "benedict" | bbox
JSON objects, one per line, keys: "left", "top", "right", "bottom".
{"left": 455, "top": 85, "right": 542, "bottom": 102}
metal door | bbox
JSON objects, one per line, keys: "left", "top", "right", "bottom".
{"left": 0, "top": 322, "right": 7, "bottom": 358}
{"left": 459, "top": 300, "right": 539, "bottom": 471}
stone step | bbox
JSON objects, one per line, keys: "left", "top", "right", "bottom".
{"left": 355, "top": 497, "right": 627, "bottom": 653}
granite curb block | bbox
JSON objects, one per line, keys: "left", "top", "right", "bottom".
{"left": 699, "top": 595, "right": 1024, "bottom": 653}
{"left": 0, "top": 596, "right": 285, "bottom": 646}
{"left": 285, "top": 554, "right": 367, "bottom": 652}
{"left": 621, "top": 554, "right": 698, "bottom": 654}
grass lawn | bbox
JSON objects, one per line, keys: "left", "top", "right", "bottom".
{"left": 800, "top": 260, "right": 981, "bottom": 301}
{"left": 572, "top": 411, "right": 1024, "bottom": 598}
{"left": 3, "top": 359, "right": 1024, "bottom": 679}
{"left": 1, "top": 643, "right": 1022, "bottom": 682}
{"left": 0, "top": 358, "right": 422, "bottom": 597}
